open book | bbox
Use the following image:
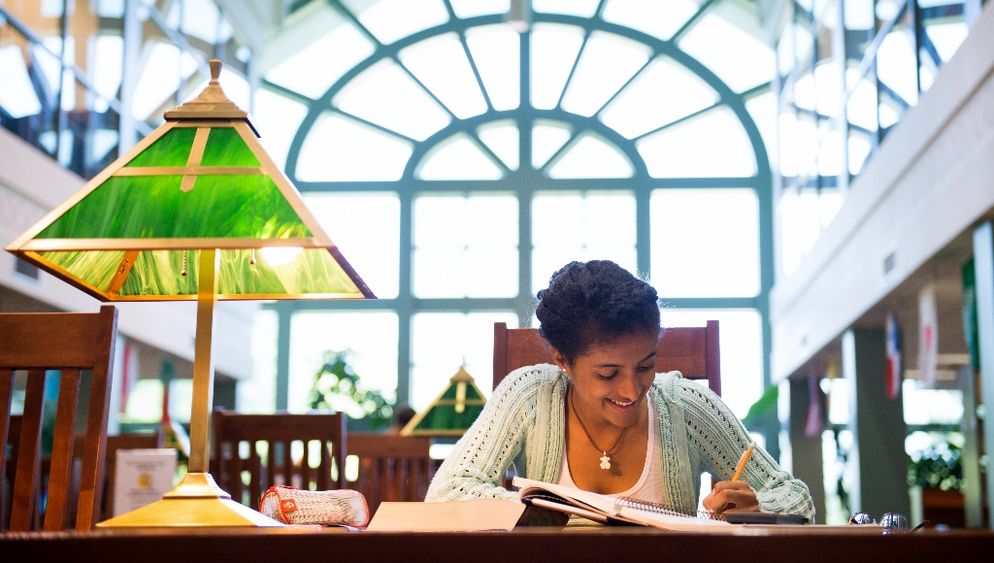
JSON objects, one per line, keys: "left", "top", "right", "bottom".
{"left": 512, "top": 476, "right": 731, "bottom": 532}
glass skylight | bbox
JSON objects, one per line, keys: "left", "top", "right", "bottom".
{"left": 343, "top": 0, "right": 449, "bottom": 46}
{"left": 398, "top": 33, "right": 488, "bottom": 119}
{"left": 0, "top": 46, "right": 42, "bottom": 118}
{"left": 297, "top": 112, "right": 413, "bottom": 181}
{"left": 477, "top": 120, "right": 520, "bottom": 170}
{"left": 637, "top": 107, "right": 756, "bottom": 177}
{"left": 678, "top": 2, "right": 776, "bottom": 93}
{"left": 529, "top": 23, "right": 584, "bottom": 110}
{"left": 601, "top": 0, "right": 702, "bottom": 41}
{"left": 600, "top": 56, "right": 719, "bottom": 138}
{"left": 417, "top": 133, "right": 505, "bottom": 180}
{"left": 333, "top": 58, "right": 451, "bottom": 141}
{"left": 265, "top": 22, "right": 374, "bottom": 100}
{"left": 547, "top": 133, "right": 634, "bottom": 179}
{"left": 560, "top": 31, "right": 651, "bottom": 117}
{"left": 465, "top": 25, "right": 521, "bottom": 110}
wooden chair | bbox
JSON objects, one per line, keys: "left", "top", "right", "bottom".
{"left": 211, "top": 410, "right": 347, "bottom": 508}
{"left": 0, "top": 305, "right": 118, "bottom": 531}
{"left": 492, "top": 320, "right": 721, "bottom": 395}
{"left": 345, "top": 433, "right": 434, "bottom": 515}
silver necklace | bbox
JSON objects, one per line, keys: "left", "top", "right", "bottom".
{"left": 569, "top": 390, "right": 628, "bottom": 470}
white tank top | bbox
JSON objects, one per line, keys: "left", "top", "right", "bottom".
{"left": 558, "top": 399, "right": 666, "bottom": 503}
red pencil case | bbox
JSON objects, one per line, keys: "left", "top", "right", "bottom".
{"left": 259, "top": 484, "right": 371, "bottom": 528}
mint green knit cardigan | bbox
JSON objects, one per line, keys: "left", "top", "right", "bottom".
{"left": 425, "top": 364, "right": 815, "bottom": 521}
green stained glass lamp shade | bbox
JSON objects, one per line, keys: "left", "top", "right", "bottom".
{"left": 402, "top": 366, "right": 487, "bottom": 437}
{"left": 6, "top": 67, "right": 372, "bottom": 301}
{"left": 6, "top": 59, "right": 373, "bottom": 529}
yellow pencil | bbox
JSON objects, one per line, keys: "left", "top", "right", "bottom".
{"left": 731, "top": 441, "right": 755, "bottom": 481}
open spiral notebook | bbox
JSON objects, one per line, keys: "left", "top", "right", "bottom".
{"left": 512, "top": 476, "right": 733, "bottom": 531}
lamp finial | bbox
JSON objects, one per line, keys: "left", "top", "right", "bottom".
{"left": 164, "top": 58, "right": 247, "bottom": 120}
{"left": 209, "top": 59, "right": 221, "bottom": 83}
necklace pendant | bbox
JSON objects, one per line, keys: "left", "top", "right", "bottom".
{"left": 599, "top": 453, "right": 611, "bottom": 470}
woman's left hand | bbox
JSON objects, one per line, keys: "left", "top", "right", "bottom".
{"left": 702, "top": 480, "right": 760, "bottom": 513}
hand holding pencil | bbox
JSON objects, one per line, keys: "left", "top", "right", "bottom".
{"left": 731, "top": 441, "right": 755, "bottom": 481}
{"left": 702, "top": 441, "right": 760, "bottom": 514}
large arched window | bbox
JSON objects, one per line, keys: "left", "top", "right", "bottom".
{"left": 248, "top": 0, "right": 776, "bottom": 420}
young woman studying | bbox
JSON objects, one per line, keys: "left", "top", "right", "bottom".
{"left": 425, "top": 260, "right": 815, "bottom": 522}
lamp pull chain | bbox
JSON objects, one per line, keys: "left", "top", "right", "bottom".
{"left": 180, "top": 250, "right": 188, "bottom": 277}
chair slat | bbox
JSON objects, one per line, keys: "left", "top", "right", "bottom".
{"left": 0, "top": 369, "right": 13, "bottom": 529}
{"left": 317, "top": 441, "right": 330, "bottom": 490}
{"left": 230, "top": 443, "right": 240, "bottom": 503}
{"left": 279, "top": 440, "right": 290, "bottom": 486}
{"left": 304, "top": 441, "right": 317, "bottom": 490}
{"left": 265, "top": 441, "right": 278, "bottom": 488}
{"left": 247, "top": 445, "right": 261, "bottom": 505}
{"left": 10, "top": 370, "right": 47, "bottom": 531}
{"left": 0, "top": 369, "right": 13, "bottom": 474}
{"left": 217, "top": 440, "right": 234, "bottom": 503}
{"left": 43, "top": 369, "right": 81, "bottom": 531}
{"left": 76, "top": 313, "right": 115, "bottom": 531}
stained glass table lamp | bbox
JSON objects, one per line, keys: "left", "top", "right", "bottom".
{"left": 401, "top": 366, "right": 486, "bottom": 437}
{"left": 5, "top": 60, "right": 374, "bottom": 526}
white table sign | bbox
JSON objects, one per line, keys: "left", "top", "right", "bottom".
{"left": 113, "top": 448, "right": 178, "bottom": 516}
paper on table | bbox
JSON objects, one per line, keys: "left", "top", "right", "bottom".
{"left": 113, "top": 448, "right": 177, "bottom": 516}
{"left": 366, "top": 498, "right": 525, "bottom": 532}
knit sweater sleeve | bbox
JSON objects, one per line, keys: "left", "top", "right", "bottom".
{"left": 424, "top": 366, "right": 543, "bottom": 502}
{"left": 675, "top": 379, "right": 816, "bottom": 522}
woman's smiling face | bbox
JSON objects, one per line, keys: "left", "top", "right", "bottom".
{"left": 556, "top": 330, "right": 659, "bottom": 430}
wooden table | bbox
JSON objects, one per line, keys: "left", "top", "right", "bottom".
{"left": 1, "top": 526, "right": 992, "bottom": 562}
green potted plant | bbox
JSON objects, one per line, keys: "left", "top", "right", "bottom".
{"left": 909, "top": 440, "right": 962, "bottom": 491}
{"left": 908, "top": 437, "right": 964, "bottom": 527}
{"left": 308, "top": 350, "right": 394, "bottom": 431}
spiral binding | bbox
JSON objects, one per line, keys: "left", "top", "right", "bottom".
{"left": 614, "top": 496, "right": 726, "bottom": 521}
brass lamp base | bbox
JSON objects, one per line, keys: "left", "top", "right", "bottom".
{"left": 97, "top": 472, "right": 285, "bottom": 528}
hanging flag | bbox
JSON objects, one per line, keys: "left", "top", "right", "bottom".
{"left": 824, "top": 358, "right": 837, "bottom": 417}
{"left": 118, "top": 339, "right": 137, "bottom": 415}
{"left": 884, "top": 312, "right": 902, "bottom": 400}
{"left": 962, "top": 259, "right": 979, "bottom": 370}
{"left": 803, "top": 371, "right": 822, "bottom": 437}
{"left": 918, "top": 284, "right": 938, "bottom": 386}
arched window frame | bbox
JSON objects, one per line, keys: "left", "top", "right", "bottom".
{"left": 259, "top": 1, "right": 776, "bottom": 419}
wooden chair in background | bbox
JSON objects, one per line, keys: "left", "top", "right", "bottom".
{"left": 211, "top": 410, "right": 346, "bottom": 508}
{"left": 345, "top": 433, "right": 434, "bottom": 515}
{"left": 492, "top": 320, "right": 721, "bottom": 395}
{"left": 0, "top": 305, "right": 118, "bottom": 531}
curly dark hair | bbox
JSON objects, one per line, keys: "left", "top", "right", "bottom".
{"left": 535, "top": 260, "right": 660, "bottom": 364}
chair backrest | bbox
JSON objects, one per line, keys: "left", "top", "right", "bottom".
{"left": 211, "top": 410, "right": 346, "bottom": 508}
{"left": 492, "top": 320, "right": 721, "bottom": 395}
{"left": 0, "top": 305, "right": 118, "bottom": 531}
{"left": 345, "top": 433, "right": 434, "bottom": 515}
